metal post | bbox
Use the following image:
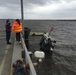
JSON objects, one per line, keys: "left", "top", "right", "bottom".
{"left": 21, "top": 0, "right": 24, "bottom": 34}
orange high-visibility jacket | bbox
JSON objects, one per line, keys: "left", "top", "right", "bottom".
{"left": 12, "top": 21, "right": 22, "bottom": 33}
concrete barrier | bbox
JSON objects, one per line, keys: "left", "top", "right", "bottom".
{"left": 10, "top": 33, "right": 37, "bottom": 75}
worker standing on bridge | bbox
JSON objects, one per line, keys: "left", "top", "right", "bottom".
{"left": 12, "top": 19, "right": 22, "bottom": 42}
{"left": 5, "top": 19, "right": 11, "bottom": 45}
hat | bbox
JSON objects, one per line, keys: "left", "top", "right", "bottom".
{"left": 6, "top": 19, "right": 10, "bottom": 24}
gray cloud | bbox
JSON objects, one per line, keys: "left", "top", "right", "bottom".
{"left": 0, "top": 0, "right": 76, "bottom": 19}
{"left": 24, "top": 0, "right": 59, "bottom": 5}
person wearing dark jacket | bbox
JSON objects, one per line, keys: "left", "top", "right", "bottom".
{"left": 5, "top": 19, "right": 11, "bottom": 44}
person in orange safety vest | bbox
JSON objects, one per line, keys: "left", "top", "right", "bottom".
{"left": 12, "top": 19, "right": 22, "bottom": 42}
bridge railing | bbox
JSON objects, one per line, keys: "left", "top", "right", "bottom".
{"left": 20, "top": 33, "right": 37, "bottom": 75}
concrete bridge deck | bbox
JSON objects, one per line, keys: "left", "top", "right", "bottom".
{"left": 0, "top": 34, "right": 23, "bottom": 75}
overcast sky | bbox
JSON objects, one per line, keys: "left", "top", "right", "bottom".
{"left": 0, "top": 0, "right": 76, "bottom": 19}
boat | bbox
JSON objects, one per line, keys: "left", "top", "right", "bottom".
{"left": 39, "top": 27, "right": 56, "bottom": 52}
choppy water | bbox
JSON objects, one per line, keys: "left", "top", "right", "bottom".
{"left": 24, "top": 20, "right": 76, "bottom": 75}
{"left": 0, "top": 20, "right": 76, "bottom": 75}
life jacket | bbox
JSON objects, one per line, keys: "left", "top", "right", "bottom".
{"left": 12, "top": 21, "right": 22, "bottom": 33}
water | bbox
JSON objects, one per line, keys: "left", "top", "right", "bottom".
{"left": 24, "top": 20, "right": 76, "bottom": 75}
{"left": 0, "top": 20, "right": 76, "bottom": 75}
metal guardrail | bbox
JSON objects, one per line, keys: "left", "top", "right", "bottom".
{"left": 20, "top": 33, "right": 37, "bottom": 75}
